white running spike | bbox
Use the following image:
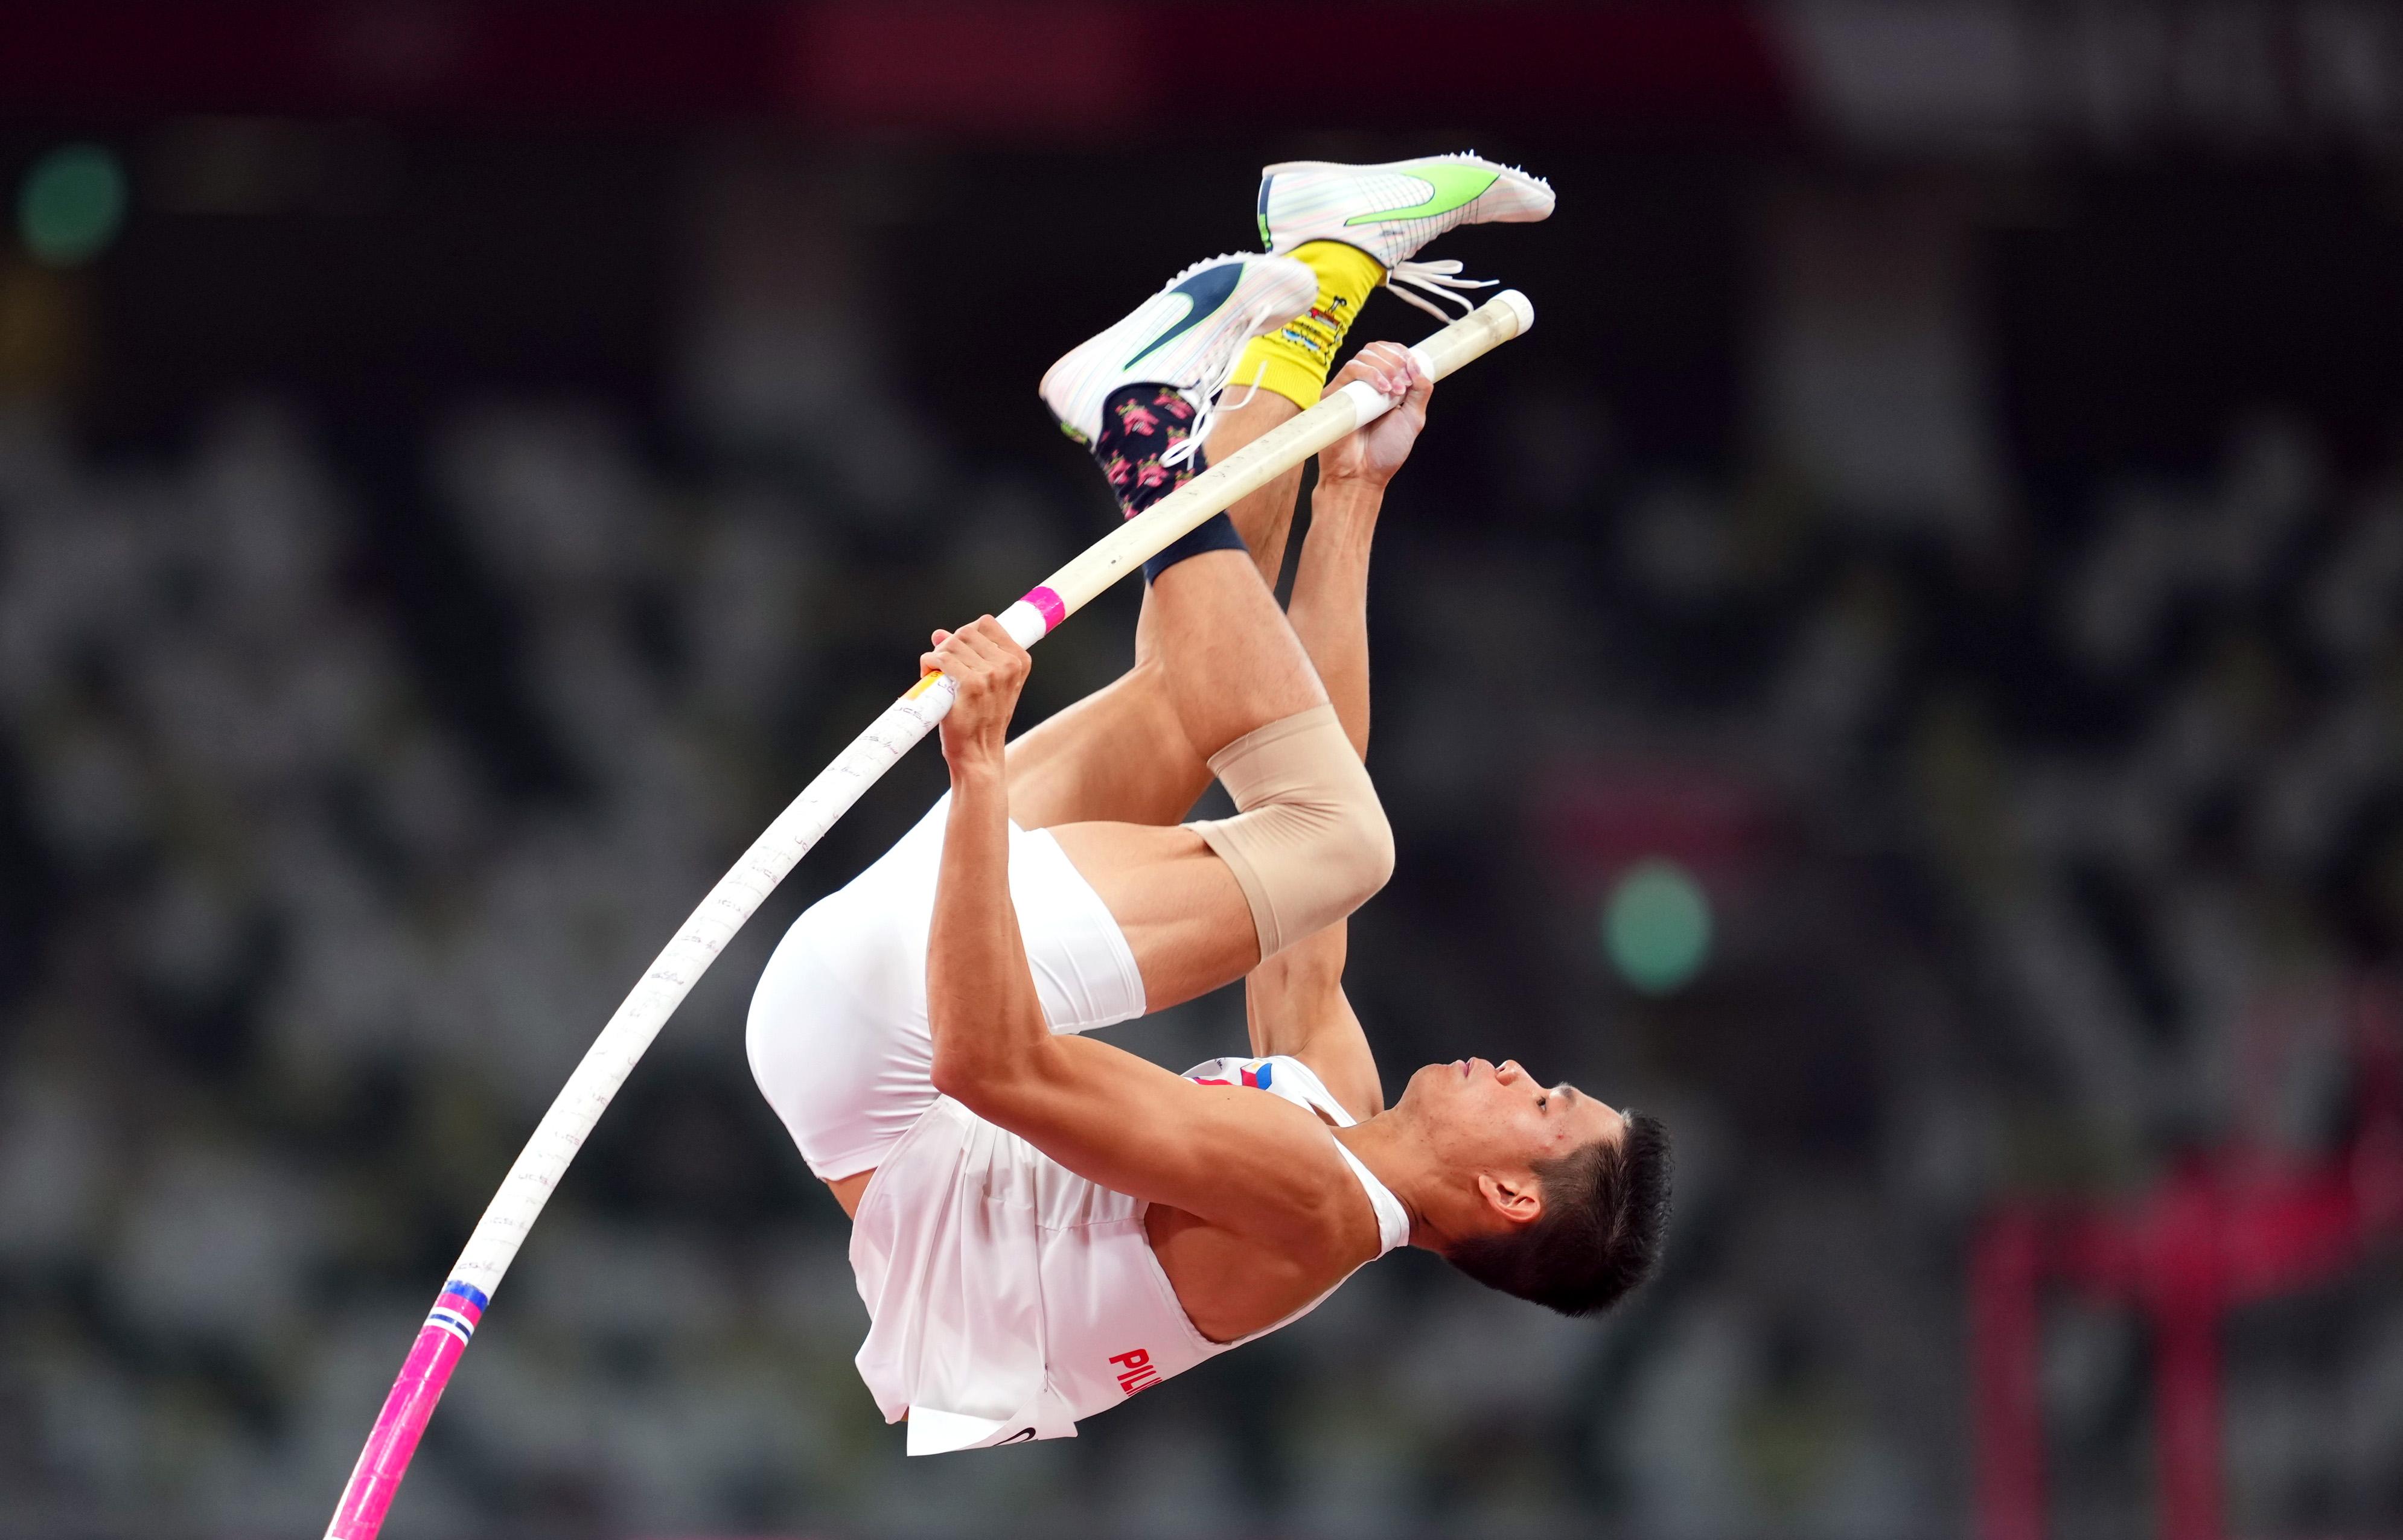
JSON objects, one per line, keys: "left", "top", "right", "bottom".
{"left": 1038, "top": 253, "right": 1316, "bottom": 448}
{"left": 1257, "top": 151, "right": 1554, "bottom": 318}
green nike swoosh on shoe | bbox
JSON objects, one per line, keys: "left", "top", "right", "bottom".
{"left": 1342, "top": 161, "right": 1501, "bottom": 227}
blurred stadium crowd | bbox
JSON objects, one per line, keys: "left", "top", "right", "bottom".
{"left": 0, "top": 132, "right": 2399, "bottom": 1540}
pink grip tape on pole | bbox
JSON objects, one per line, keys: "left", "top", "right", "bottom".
{"left": 326, "top": 1282, "right": 484, "bottom": 1537}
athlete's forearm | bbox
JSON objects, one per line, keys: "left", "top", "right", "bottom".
{"left": 1286, "top": 477, "right": 1381, "bottom": 759}
{"left": 927, "top": 757, "right": 1054, "bottom": 1099}
{"left": 1245, "top": 920, "right": 1383, "bottom": 1120}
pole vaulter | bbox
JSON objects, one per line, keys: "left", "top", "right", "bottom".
{"left": 327, "top": 282, "right": 1537, "bottom": 1536}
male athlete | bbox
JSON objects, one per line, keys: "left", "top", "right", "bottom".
{"left": 748, "top": 156, "right": 1671, "bottom": 1453}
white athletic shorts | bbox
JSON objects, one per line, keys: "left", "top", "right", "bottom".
{"left": 746, "top": 794, "right": 1149, "bottom": 1181}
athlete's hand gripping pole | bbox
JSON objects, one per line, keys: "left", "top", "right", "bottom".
{"left": 322, "top": 290, "right": 1533, "bottom": 1538}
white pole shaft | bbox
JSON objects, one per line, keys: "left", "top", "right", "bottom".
{"left": 325, "top": 289, "right": 1531, "bottom": 1538}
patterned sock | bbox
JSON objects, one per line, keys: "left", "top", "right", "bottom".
{"left": 1094, "top": 383, "right": 1199, "bottom": 518}
{"left": 1226, "top": 240, "right": 1387, "bottom": 412}
{"left": 1091, "top": 383, "right": 1248, "bottom": 582}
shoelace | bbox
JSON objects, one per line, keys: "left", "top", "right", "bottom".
{"left": 1387, "top": 257, "right": 1496, "bottom": 321}
{"left": 1160, "top": 340, "right": 1267, "bottom": 469}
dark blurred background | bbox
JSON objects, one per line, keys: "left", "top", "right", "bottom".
{"left": 3, "top": 3, "right": 2402, "bottom": 1537}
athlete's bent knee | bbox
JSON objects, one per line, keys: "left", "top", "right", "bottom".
{"left": 1190, "top": 702, "right": 1393, "bottom": 958}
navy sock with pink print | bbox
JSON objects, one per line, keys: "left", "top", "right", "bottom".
{"left": 1091, "top": 383, "right": 1247, "bottom": 583}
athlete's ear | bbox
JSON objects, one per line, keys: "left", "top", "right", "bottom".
{"left": 1475, "top": 1169, "right": 1542, "bottom": 1229}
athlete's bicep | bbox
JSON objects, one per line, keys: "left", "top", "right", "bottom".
{"left": 965, "top": 1034, "right": 1342, "bottom": 1238}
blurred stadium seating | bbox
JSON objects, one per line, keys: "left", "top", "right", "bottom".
{"left": 2, "top": 6, "right": 2401, "bottom": 1536}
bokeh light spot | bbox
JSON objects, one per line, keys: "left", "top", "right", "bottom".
{"left": 1603, "top": 859, "right": 1712, "bottom": 995}
{"left": 19, "top": 144, "right": 127, "bottom": 269}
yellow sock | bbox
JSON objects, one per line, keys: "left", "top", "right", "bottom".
{"left": 1230, "top": 240, "right": 1386, "bottom": 412}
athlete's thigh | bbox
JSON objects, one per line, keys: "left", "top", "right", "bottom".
{"left": 1045, "top": 819, "right": 1259, "bottom": 1011}
{"left": 1006, "top": 659, "right": 1212, "bottom": 832}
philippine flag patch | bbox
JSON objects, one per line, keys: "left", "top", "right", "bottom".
{"left": 1189, "top": 1058, "right": 1273, "bottom": 1091}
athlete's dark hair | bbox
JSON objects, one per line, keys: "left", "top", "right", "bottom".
{"left": 1444, "top": 1110, "right": 1673, "bottom": 1317}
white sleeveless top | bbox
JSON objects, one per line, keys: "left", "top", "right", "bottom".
{"left": 847, "top": 1054, "right": 1411, "bottom": 1454}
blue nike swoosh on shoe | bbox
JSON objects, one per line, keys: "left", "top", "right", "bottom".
{"left": 1122, "top": 261, "right": 1246, "bottom": 371}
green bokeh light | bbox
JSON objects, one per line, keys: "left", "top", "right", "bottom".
{"left": 19, "top": 143, "right": 127, "bottom": 268}
{"left": 1603, "top": 859, "right": 1713, "bottom": 995}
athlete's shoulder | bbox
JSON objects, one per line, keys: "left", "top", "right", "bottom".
{"left": 1161, "top": 1056, "right": 1375, "bottom": 1258}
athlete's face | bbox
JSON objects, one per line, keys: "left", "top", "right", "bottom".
{"left": 1400, "top": 1056, "right": 1624, "bottom": 1206}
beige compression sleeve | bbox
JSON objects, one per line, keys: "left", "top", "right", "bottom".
{"left": 1189, "top": 703, "right": 1394, "bottom": 959}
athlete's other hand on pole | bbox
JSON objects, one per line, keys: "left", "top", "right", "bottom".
{"left": 1318, "top": 340, "right": 1431, "bottom": 491}
{"left": 926, "top": 617, "right": 1030, "bottom": 772}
